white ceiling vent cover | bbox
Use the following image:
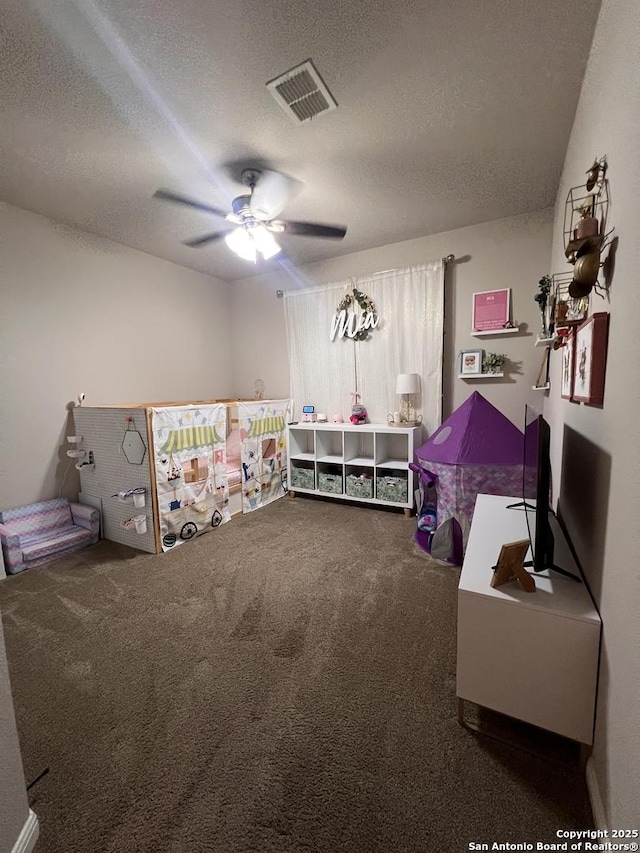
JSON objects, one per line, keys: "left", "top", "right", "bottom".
{"left": 267, "top": 59, "right": 337, "bottom": 124}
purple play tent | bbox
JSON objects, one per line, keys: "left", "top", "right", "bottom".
{"left": 414, "top": 392, "right": 523, "bottom": 544}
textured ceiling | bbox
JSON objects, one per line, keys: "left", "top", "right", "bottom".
{"left": 0, "top": 0, "right": 601, "bottom": 281}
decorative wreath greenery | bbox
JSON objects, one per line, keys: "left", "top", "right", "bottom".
{"left": 336, "top": 287, "right": 378, "bottom": 341}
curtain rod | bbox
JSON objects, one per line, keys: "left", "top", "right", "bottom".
{"left": 275, "top": 254, "right": 456, "bottom": 297}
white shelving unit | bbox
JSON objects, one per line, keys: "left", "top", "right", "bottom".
{"left": 287, "top": 422, "right": 421, "bottom": 516}
{"left": 458, "top": 373, "right": 504, "bottom": 380}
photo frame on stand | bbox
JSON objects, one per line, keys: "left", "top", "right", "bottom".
{"left": 460, "top": 349, "right": 483, "bottom": 375}
{"left": 573, "top": 313, "right": 610, "bottom": 406}
{"left": 561, "top": 329, "right": 575, "bottom": 400}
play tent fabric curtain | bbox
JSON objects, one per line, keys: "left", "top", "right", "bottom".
{"left": 151, "top": 404, "right": 230, "bottom": 551}
{"left": 283, "top": 261, "right": 444, "bottom": 432}
{"left": 238, "top": 399, "right": 292, "bottom": 513}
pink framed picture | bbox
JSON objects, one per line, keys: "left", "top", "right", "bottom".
{"left": 472, "top": 289, "right": 511, "bottom": 332}
{"left": 573, "top": 313, "right": 610, "bottom": 406}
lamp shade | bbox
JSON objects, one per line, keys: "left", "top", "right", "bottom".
{"left": 396, "top": 373, "right": 421, "bottom": 395}
{"left": 225, "top": 227, "right": 256, "bottom": 263}
{"left": 252, "top": 224, "right": 281, "bottom": 260}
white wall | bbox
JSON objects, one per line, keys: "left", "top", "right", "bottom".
{"left": 230, "top": 209, "right": 553, "bottom": 428}
{"left": 0, "top": 201, "right": 233, "bottom": 853}
{"left": 0, "top": 621, "right": 32, "bottom": 853}
{"left": 544, "top": 0, "right": 640, "bottom": 827}
{"left": 0, "top": 203, "right": 233, "bottom": 509}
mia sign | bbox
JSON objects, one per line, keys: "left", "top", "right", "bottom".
{"left": 330, "top": 287, "right": 380, "bottom": 342}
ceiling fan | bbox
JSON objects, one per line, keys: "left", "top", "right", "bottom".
{"left": 153, "top": 168, "right": 347, "bottom": 263}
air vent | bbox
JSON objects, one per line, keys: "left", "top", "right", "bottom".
{"left": 266, "top": 59, "right": 337, "bottom": 124}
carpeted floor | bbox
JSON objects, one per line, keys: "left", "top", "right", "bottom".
{"left": 0, "top": 497, "right": 593, "bottom": 852}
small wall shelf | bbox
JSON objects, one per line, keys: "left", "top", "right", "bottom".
{"left": 535, "top": 336, "right": 554, "bottom": 348}
{"left": 458, "top": 373, "right": 504, "bottom": 381}
{"left": 532, "top": 384, "right": 551, "bottom": 391}
{"left": 66, "top": 449, "right": 86, "bottom": 459}
{"left": 472, "top": 327, "right": 520, "bottom": 338}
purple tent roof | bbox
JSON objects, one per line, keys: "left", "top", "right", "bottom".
{"left": 416, "top": 392, "right": 523, "bottom": 465}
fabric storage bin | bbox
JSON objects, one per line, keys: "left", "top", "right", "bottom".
{"left": 291, "top": 466, "right": 315, "bottom": 490}
{"left": 376, "top": 473, "right": 408, "bottom": 503}
{"left": 318, "top": 470, "right": 343, "bottom": 494}
{"left": 346, "top": 472, "right": 374, "bottom": 499}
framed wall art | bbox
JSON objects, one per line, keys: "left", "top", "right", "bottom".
{"left": 560, "top": 329, "right": 575, "bottom": 400}
{"left": 472, "top": 289, "right": 511, "bottom": 332}
{"left": 460, "top": 349, "right": 483, "bottom": 375}
{"left": 573, "top": 313, "right": 610, "bottom": 406}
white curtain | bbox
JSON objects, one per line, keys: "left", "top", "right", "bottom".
{"left": 284, "top": 260, "right": 444, "bottom": 434}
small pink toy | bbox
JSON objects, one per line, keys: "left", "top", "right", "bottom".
{"left": 349, "top": 391, "right": 367, "bottom": 425}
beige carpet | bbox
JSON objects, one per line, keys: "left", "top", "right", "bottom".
{"left": 0, "top": 496, "right": 593, "bottom": 852}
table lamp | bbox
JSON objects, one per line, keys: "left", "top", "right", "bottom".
{"left": 395, "top": 373, "right": 421, "bottom": 426}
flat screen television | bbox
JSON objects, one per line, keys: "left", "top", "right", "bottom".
{"left": 508, "top": 404, "right": 580, "bottom": 582}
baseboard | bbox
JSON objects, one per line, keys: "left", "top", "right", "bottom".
{"left": 586, "top": 756, "right": 608, "bottom": 830}
{"left": 12, "top": 809, "right": 39, "bottom": 853}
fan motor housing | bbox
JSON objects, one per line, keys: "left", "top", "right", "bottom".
{"left": 232, "top": 195, "right": 253, "bottom": 216}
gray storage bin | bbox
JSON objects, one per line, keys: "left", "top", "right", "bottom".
{"left": 345, "top": 472, "right": 374, "bottom": 498}
{"left": 376, "top": 473, "right": 408, "bottom": 503}
{"left": 291, "top": 466, "right": 315, "bottom": 490}
{"left": 318, "top": 471, "right": 343, "bottom": 494}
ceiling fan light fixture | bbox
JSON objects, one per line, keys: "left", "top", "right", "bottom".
{"left": 154, "top": 171, "right": 346, "bottom": 258}
{"left": 252, "top": 224, "right": 281, "bottom": 260}
{"left": 225, "top": 227, "right": 257, "bottom": 263}
{"left": 224, "top": 224, "right": 281, "bottom": 262}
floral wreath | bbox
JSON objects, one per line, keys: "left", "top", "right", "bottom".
{"left": 336, "top": 286, "right": 378, "bottom": 341}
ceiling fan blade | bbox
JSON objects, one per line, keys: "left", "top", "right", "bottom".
{"left": 250, "top": 169, "right": 303, "bottom": 220}
{"left": 154, "top": 188, "right": 228, "bottom": 219}
{"left": 183, "top": 230, "right": 232, "bottom": 248}
{"left": 269, "top": 220, "right": 347, "bottom": 239}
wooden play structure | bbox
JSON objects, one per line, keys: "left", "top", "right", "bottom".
{"left": 73, "top": 398, "right": 290, "bottom": 554}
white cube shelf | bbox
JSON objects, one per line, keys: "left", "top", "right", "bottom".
{"left": 288, "top": 423, "right": 421, "bottom": 515}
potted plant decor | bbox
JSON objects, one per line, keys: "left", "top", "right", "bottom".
{"left": 482, "top": 352, "right": 508, "bottom": 374}
{"left": 534, "top": 275, "right": 553, "bottom": 337}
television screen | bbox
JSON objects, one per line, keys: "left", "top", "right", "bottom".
{"left": 522, "top": 405, "right": 540, "bottom": 509}
{"left": 523, "top": 406, "right": 553, "bottom": 574}
{"left": 511, "top": 405, "right": 580, "bottom": 582}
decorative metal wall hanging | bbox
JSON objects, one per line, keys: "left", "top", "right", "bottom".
{"left": 122, "top": 418, "right": 147, "bottom": 465}
{"left": 562, "top": 156, "right": 614, "bottom": 298}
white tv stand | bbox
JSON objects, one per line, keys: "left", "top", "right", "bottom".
{"left": 456, "top": 494, "right": 601, "bottom": 747}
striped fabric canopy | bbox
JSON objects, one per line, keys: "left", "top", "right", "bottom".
{"left": 245, "top": 415, "right": 286, "bottom": 439}
{"left": 160, "top": 424, "right": 223, "bottom": 454}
